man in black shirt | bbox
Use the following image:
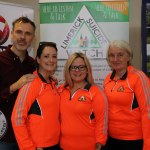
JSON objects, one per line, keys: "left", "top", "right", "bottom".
{"left": 0, "top": 16, "right": 36, "bottom": 150}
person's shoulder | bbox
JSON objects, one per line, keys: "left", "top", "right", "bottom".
{"left": 22, "top": 72, "right": 43, "bottom": 94}
{"left": 103, "top": 72, "right": 112, "bottom": 85}
{"left": 58, "top": 83, "right": 68, "bottom": 93}
{"left": 90, "top": 84, "right": 104, "bottom": 92}
{"left": 0, "top": 48, "right": 9, "bottom": 57}
{"left": 25, "top": 55, "right": 35, "bottom": 70}
{"left": 0, "top": 48, "right": 11, "bottom": 65}
{"left": 128, "top": 66, "right": 147, "bottom": 77}
{"left": 26, "top": 55, "right": 35, "bottom": 62}
{"left": 89, "top": 84, "right": 106, "bottom": 99}
{"left": 128, "top": 66, "right": 150, "bottom": 84}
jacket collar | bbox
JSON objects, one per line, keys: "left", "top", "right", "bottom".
{"left": 65, "top": 82, "right": 92, "bottom": 91}
{"left": 110, "top": 70, "right": 127, "bottom": 80}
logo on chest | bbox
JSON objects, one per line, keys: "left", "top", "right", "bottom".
{"left": 117, "top": 86, "right": 124, "bottom": 92}
{"left": 78, "top": 96, "right": 86, "bottom": 102}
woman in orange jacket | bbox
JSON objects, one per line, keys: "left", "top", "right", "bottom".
{"left": 59, "top": 52, "right": 108, "bottom": 150}
{"left": 11, "top": 42, "right": 60, "bottom": 150}
{"left": 103, "top": 40, "right": 150, "bottom": 150}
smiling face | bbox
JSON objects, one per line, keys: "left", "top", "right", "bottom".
{"left": 37, "top": 46, "right": 57, "bottom": 75}
{"left": 11, "top": 22, "right": 35, "bottom": 52}
{"left": 108, "top": 46, "right": 129, "bottom": 72}
{"left": 69, "top": 57, "right": 87, "bottom": 83}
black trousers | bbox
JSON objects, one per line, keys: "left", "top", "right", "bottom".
{"left": 101, "top": 136, "right": 143, "bottom": 150}
{"left": 43, "top": 144, "right": 60, "bottom": 150}
{"left": 0, "top": 142, "right": 19, "bottom": 150}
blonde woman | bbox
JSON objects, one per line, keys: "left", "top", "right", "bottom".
{"left": 59, "top": 52, "right": 108, "bottom": 150}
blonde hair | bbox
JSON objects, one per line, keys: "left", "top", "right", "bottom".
{"left": 64, "top": 52, "right": 94, "bottom": 88}
{"left": 107, "top": 40, "right": 133, "bottom": 65}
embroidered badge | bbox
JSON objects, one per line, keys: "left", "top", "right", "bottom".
{"left": 117, "top": 86, "right": 124, "bottom": 92}
{"left": 78, "top": 96, "right": 86, "bottom": 101}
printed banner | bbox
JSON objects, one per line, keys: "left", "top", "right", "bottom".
{"left": 39, "top": 1, "right": 129, "bottom": 86}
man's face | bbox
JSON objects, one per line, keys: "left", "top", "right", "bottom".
{"left": 11, "top": 22, "right": 35, "bottom": 52}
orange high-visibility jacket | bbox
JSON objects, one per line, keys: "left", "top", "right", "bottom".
{"left": 104, "top": 65, "right": 150, "bottom": 150}
{"left": 11, "top": 71, "right": 60, "bottom": 150}
{"left": 59, "top": 83, "right": 108, "bottom": 150}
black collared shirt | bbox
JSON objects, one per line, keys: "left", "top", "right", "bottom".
{"left": 0, "top": 45, "right": 35, "bottom": 142}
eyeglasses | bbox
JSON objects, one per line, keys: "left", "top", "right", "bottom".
{"left": 70, "top": 65, "right": 87, "bottom": 71}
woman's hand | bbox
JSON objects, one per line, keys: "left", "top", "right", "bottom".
{"left": 95, "top": 142, "right": 102, "bottom": 150}
{"left": 37, "top": 148, "right": 43, "bottom": 150}
{"left": 10, "top": 74, "right": 36, "bottom": 94}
